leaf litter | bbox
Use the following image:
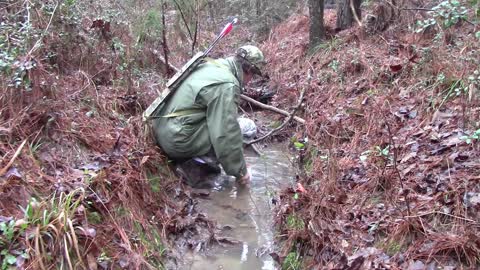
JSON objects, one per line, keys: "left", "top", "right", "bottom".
{"left": 261, "top": 5, "right": 480, "bottom": 270}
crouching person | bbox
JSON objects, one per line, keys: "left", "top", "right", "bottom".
{"left": 152, "top": 45, "right": 265, "bottom": 187}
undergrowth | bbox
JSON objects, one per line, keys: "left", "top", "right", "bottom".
{"left": 0, "top": 0, "right": 195, "bottom": 268}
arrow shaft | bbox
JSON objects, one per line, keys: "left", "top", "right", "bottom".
{"left": 204, "top": 18, "right": 237, "bottom": 56}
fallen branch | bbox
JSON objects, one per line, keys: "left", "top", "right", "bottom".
{"left": 155, "top": 54, "right": 306, "bottom": 124}
{"left": 240, "top": 95, "right": 305, "bottom": 124}
{"left": 0, "top": 139, "right": 27, "bottom": 176}
{"left": 249, "top": 143, "right": 264, "bottom": 156}
{"left": 245, "top": 70, "right": 310, "bottom": 146}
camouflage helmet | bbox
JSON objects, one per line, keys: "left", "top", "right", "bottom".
{"left": 236, "top": 45, "right": 266, "bottom": 75}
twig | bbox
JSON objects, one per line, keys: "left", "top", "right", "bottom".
{"left": 0, "top": 139, "right": 27, "bottom": 176}
{"left": 405, "top": 211, "right": 477, "bottom": 223}
{"left": 401, "top": 8, "right": 434, "bottom": 11}
{"left": 171, "top": 0, "right": 193, "bottom": 41}
{"left": 245, "top": 69, "right": 311, "bottom": 146}
{"left": 385, "top": 120, "right": 411, "bottom": 216}
{"left": 27, "top": 0, "right": 58, "bottom": 56}
{"left": 156, "top": 55, "right": 307, "bottom": 124}
{"left": 191, "top": 8, "right": 199, "bottom": 54}
{"left": 77, "top": 70, "right": 98, "bottom": 99}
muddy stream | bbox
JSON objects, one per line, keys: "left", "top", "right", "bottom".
{"left": 182, "top": 145, "right": 295, "bottom": 270}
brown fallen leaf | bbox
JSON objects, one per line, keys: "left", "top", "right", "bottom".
{"left": 86, "top": 254, "right": 98, "bottom": 270}
{"left": 401, "top": 164, "right": 417, "bottom": 176}
{"left": 401, "top": 152, "right": 417, "bottom": 164}
{"left": 140, "top": 155, "right": 150, "bottom": 166}
{"left": 390, "top": 64, "right": 403, "bottom": 72}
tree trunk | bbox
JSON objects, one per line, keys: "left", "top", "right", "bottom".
{"left": 336, "top": 0, "right": 362, "bottom": 30}
{"left": 161, "top": 0, "right": 171, "bottom": 77}
{"left": 256, "top": 0, "right": 262, "bottom": 16}
{"left": 308, "top": 0, "right": 325, "bottom": 51}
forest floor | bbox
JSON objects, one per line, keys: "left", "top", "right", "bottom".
{"left": 263, "top": 5, "right": 480, "bottom": 270}
{"left": 1, "top": 0, "right": 480, "bottom": 269}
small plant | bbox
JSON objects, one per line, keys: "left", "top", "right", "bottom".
{"left": 293, "top": 141, "right": 305, "bottom": 150}
{"left": 384, "top": 240, "right": 403, "bottom": 256}
{"left": 133, "top": 221, "right": 165, "bottom": 267}
{"left": 303, "top": 147, "right": 320, "bottom": 174}
{"left": 0, "top": 218, "right": 29, "bottom": 269}
{"left": 414, "top": 0, "right": 469, "bottom": 33}
{"left": 28, "top": 139, "right": 44, "bottom": 157}
{"left": 97, "top": 251, "right": 111, "bottom": 265}
{"left": 19, "top": 189, "right": 87, "bottom": 268}
{"left": 328, "top": 59, "right": 340, "bottom": 73}
{"left": 0, "top": 219, "right": 16, "bottom": 243}
{"left": 291, "top": 136, "right": 307, "bottom": 151}
{"left": 468, "top": 70, "right": 480, "bottom": 86}
{"left": 286, "top": 214, "right": 305, "bottom": 230}
{"left": 360, "top": 145, "right": 391, "bottom": 162}
{"left": 308, "top": 37, "right": 341, "bottom": 56}
{"left": 134, "top": 9, "right": 163, "bottom": 46}
{"left": 269, "top": 120, "right": 282, "bottom": 129}
{"left": 433, "top": 78, "right": 467, "bottom": 110}
{"left": 461, "top": 129, "right": 480, "bottom": 144}
{"left": 374, "top": 145, "right": 390, "bottom": 159}
{"left": 112, "top": 37, "right": 128, "bottom": 71}
{"left": 359, "top": 150, "right": 371, "bottom": 162}
{"left": 282, "top": 251, "right": 302, "bottom": 270}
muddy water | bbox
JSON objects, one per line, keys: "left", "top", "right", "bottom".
{"left": 183, "top": 145, "right": 295, "bottom": 270}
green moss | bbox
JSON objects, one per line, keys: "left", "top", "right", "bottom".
{"left": 87, "top": 211, "right": 103, "bottom": 224}
{"left": 282, "top": 251, "right": 302, "bottom": 270}
{"left": 376, "top": 239, "right": 406, "bottom": 257}
{"left": 385, "top": 241, "right": 402, "bottom": 256}
{"left": 270, "top": 120, "right": 282, "bottom": 129}
{"left": 115, "top": 206, "right": 128, "bottom": 218}
{"left": 286, "top": 214, "right": 305, "bottom": 230}
{"left": 148, "top": 176, "right": 161, "bottom": 193}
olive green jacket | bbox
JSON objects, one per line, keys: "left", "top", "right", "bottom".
{"left": 152, "top": 57, "right": 247, "bottom": 178}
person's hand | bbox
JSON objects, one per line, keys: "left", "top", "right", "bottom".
{"left": 237, "top": 171, "right": 250, "bottom": 185}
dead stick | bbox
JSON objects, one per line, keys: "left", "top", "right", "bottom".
{"left": 240, "top": 95, "right": 305, "bottom": 124}
{"left": 246, "top": 80, "right": 308, "bottom": 146}
{"left": 385, "top": 120, "right": 411, "bottom": 216}
{"left": 0, "top": 139, "right": 27, "bottom": 176}
{"left": 249, "top": 143, "right": 264, "bottom": 156}
{"left": 156, "top": 54, "right": 306, "bottom": 124}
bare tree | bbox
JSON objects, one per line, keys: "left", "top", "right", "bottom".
{"left": 336, "top": 0, "right": 362, "bottom": 30}
{"left": 308, "top": 0, "right": 325, "bottom": 50}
